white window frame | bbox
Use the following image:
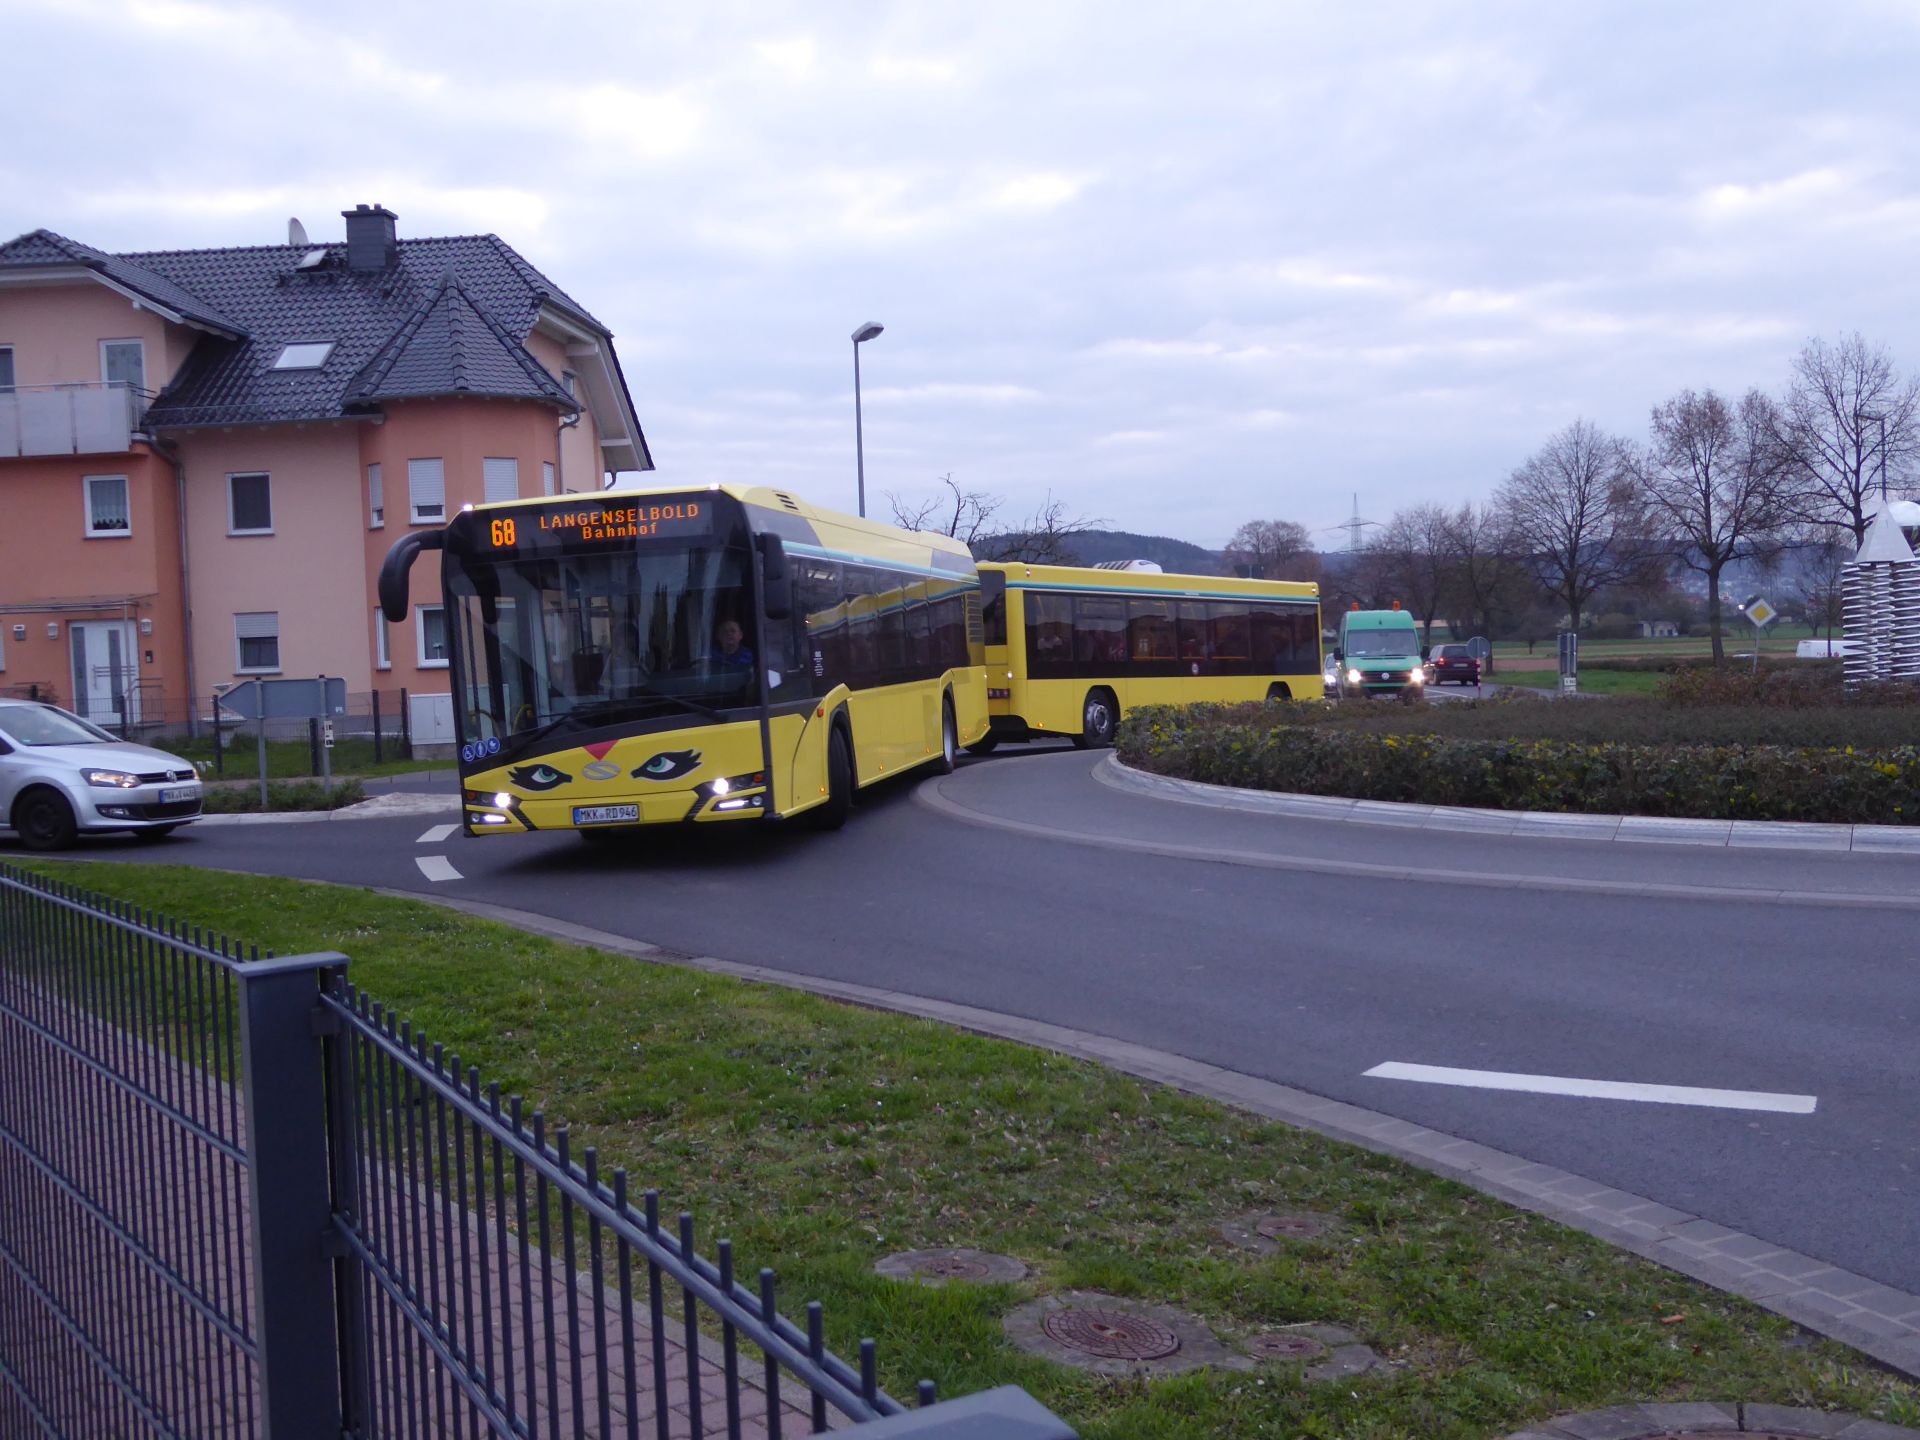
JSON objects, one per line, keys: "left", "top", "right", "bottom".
{"left": 99, "top": 338, "right": 145, "bottom": 391}
{"left": 374, "top": 609, "right": 391, "bottom": 670}
{"left": 416, "top": 604, "right": 449, "bottom": 668}
{"left": 234, "top": 612, "right": 281, "bottom": 675}
{"left": 483, "top": 456, "right": 520, "bottom": 504}
{"left": 367, "top": 463, "right": 384, "bottom": 528}
{"left": 408, "top": 457, "right": 445, "bottom": 525}
{"left": 0, "top": 345, "right": 14, "bottom": 394}
{"left": 272, "top": 341, "right": 335, "bottom": 370}
{"left": 226, "top": 471, "right": 273, "bottom": 536}
{"left": 83, "top": 474, "right": 131, "bottom": 538}
{"left": 542, "top": 461, "right": 556, "bottom": 497}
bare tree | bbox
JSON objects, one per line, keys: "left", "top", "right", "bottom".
{"left": 975, "top": 491, "right": 1103, "bottom": 565}
{"left": 1791, "top": 529, "right": 1850, "bottom": 654}
{"left": 1774, "top": 332, "right": 1920, "bottom": 544}
{"left": 1496, "top": 418, "right": 1650, "bottom": 635}
{"left": 1442, "top": 501, "right": 1528, "bottom": 666}
{"left": 1222, "top": 519, "right": 1321, "bottom": 582}
{"left": 1369, "top": 503, "right": 1453, "bottom": 645}
{"left": 886, "top": 473, "right": 1001, "bottom": 547}
{"left": 1637, "top": 388, "right": 1791, "bottom": 663}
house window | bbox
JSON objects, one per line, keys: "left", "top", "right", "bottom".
{"left": 367, "top": 463, "right": 384, "bottom": 528}
{"left": 100, "top": 340, "right": 145, "bottom": 392}
{"left": 417, "top": 605, "right": 449, "bottom": 667}
{"left": 542, "top": 461, "right": 556, "bottom": 497}
{"left": 375, "top": 609, "right": 391, "bottom": 670}
{"left": 227, "top": 472, "right": 273, "bottom": 535}
{"left": 272, "top": 341, "right": 335, "bottom": 369}
{"left": 408, "top": 458, "right": 445, "bottom": 524}
{"left": 0, "top": 347, "right": 14, "bottom": 394}
{"left": 483, "top": 457, "right": 519, "bottom": 504}
{"left": 235, "top": 612, "right": 280, "bottom": 673}
{"left": 84, "top": 475, "right": 130, "bottom": 537}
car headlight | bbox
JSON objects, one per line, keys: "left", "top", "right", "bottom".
{"left": 1345, "top": 668, "right": 1362, "bottom": 685}
{"left": 83, "top": 769, "right": 142, "bottom": 789}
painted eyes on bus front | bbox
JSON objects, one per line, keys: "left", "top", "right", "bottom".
{"left": 508, "top": 764, "right": 571, "bottom": 791}
{"left": 633, "top": 750, "right": 701, "bottom": 781}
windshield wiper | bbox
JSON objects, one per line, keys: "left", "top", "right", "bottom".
{"left": 625, "top": 684, "right": 728, "bottom": 722}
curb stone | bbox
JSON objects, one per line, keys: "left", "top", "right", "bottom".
{"left": 1505, "top": 1404, "right": 1920, "bottom": 1440}
{"left": 1100, "top": 755, "right": 1920, "bottom": 854}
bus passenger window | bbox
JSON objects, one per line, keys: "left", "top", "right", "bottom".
{"left": 1027, "top": 592, "right": 1074, "bottom": 676}
{"left": 979, "top": 570, "right": 1007, "bottom": 645}
{"left": 1127, "top": 599, "right": 1175, "bottom": 661}
{"left": 1176, "top": 602, "right": 1209, "bottom": 660}
{"left": 1074, "top": 596, "right": 1126, "bottom": 665}
{"left": 1209, "top": 603, "right": 1249, "bottom": 663}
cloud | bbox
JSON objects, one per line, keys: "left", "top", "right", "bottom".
{"left": 755, "top": 37, "right": 817, "bottom": 78}
{"left": 870, "top": 53, "right": 959, "bottom": 84}
{"left": 990, "top": 173, "right": 1084, "bottom": 210}
{"left": 1095, "top": 430, "right": 1169, "bottom": 446}
{"left": 862, "top": 383, "right": 1042, "bottom": 403}
{"left": 572, "top": 84, "right": 704, "bottom": 162}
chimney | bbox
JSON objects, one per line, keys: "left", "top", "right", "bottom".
{"left": 341, "top": 204, "right": 398, "bottom": 272}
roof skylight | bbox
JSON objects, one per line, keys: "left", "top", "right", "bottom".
{"left": 273, "top": 341, "right": 335, "bottom": 370}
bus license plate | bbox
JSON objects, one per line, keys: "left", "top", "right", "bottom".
{"left": 574, "top": 805, "right": 639, "bottom": 826}
{"left": 161, "top": 787, "right": 198, "bottom": 803}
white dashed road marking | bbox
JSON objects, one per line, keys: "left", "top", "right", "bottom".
{"left": 417, "top": 823, "right": 459, "bottom": 845}
{"left": 1363, "top": 1061, "right": 1816, "bottom": 1114}
{"left": 415, "top": 855, "right": 463, "bottom": 883}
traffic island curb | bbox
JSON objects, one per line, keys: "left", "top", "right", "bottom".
{"left": 1503, "top": 1403, "right": 1920, "bottom": 1440}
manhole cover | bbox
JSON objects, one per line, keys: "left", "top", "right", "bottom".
{"left": 874, "top": 1248, "right": 1028, "bottom": 1285}
{"left": 1256, "top": 1213, "right": 1332, "bottom": 1240}
{"left": 1041, "top": 1308, "right": 1181, "bottom": 1361}
{"left": 919, "top": 1255, "right": 990, "bottom": 1280}
{"left": 1246, "top": 1332, "right": 1325, "bottom": 1361}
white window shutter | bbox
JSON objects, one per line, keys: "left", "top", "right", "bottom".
{"left": 368, "top": 463, "right": 384, "bottom": 525}
{"left": 542, "top": 461, "right": 556, "bottom": 497}
{"left": 408, "top": 458, "right": 445, "bottom": 521}
{"left": 234, "top": 612, "right": 278, "bottom": 640}
{"left": 483, "top": 457, "right": 519, "bottom": 504}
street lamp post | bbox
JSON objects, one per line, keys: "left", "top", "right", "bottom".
{"left": 1858, "top": 409, "right": 1889, "bottom": 501}
{"left": 852, "top": 321, "right": 883, "bottom": 517}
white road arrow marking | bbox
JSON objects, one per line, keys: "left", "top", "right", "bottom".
{"left": 415, "top": 855, "right": 462, "bottom": 883}
{"left": 417, "top": 823, "right": 458, "bottom": 845}
{"left": 1364, "top": 1061, "right": 1816, "bottom": 1114}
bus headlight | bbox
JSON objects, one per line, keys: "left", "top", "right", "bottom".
{"left": 712, "top": 777, "right": 731, "bottom": 796}
{"left": 493, "top": 792, "right": 513, "bottom": 809}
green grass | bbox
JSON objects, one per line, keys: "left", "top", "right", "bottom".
{"left": 16, "top": 862, "right": 1919, "bottom": 1439}
{"left": 171, "top": 734, "right": 447, "bottom": 781}
{"left": 1491, "top": 626, "right": 1816, "bottom": 664}
{"left": 1494, "top": 670, "right": 1665, "bottom": 697}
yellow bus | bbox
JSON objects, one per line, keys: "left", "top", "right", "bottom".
{"left": 972, "top": 561, "right": 1321, "bottom": 750}
{"left": 378, "top": 484, "right": 988, "bottom": 838}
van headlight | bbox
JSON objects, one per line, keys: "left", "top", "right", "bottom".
{"left": 1345, "top": 668, "right": 1362, "bottom": 685}
{"left": 1408, "top": 668, "right": 1424, "bottom": 684}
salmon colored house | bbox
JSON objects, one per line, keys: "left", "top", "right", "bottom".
{"left": 0, "top": 204, "right": 651, "bottom": 739}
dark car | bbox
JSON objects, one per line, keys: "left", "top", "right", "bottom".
{"left": 1426, "top": 643, "right": 1481, "bottom": 685}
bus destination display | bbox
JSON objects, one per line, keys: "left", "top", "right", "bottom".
{"left": 483, "top": 499, "right": 709, "bottom": 550}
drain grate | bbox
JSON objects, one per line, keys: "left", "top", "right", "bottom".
{"left": 1041, "top": 1308, "right": 1181, "bottom": 1361}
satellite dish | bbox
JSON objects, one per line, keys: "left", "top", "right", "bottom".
{"left": 288, "top": 217, "right": 309, "bottom": 246}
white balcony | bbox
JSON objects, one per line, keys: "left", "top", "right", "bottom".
{"left": 0, "top": 384, "right": 147, "bottom": 458}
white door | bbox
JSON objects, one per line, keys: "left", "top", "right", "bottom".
{"left": 68, "top": 622, "right": 139, "bottom": 726}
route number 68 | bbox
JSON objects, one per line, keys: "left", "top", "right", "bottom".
{"left": 489, "top": 518, "right": 517, "bottom": 547}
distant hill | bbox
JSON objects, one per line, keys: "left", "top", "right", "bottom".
{"left": 1058, "top": 529, "right": 1225, "bottom": 574}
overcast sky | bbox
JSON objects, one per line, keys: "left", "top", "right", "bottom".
{"left": 6, "top": 1, "right": 1918, "bottom": 548}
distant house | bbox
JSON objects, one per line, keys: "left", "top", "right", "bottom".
{"left": 1634, "top": 620, "right": 1681, "bottom": 638}
{"left": 0, "top": 205, "right": 650, "bottom": 737}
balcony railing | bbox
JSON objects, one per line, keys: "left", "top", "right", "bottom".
{"left": 0, "top": 382, "right": 148, "bottom": 458}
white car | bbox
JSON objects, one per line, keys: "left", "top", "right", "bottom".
{"left": 0, "top": 701, "right": 203, "bottom": 851}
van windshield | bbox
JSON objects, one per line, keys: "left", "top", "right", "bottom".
{"left": 1345, "top": 629, "right": 1419, "bottom": 658}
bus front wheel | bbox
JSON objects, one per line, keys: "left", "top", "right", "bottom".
{"left": 1072, "top": 689, "right": 1118, "bottom": 749}
{"left": 930, "top": 698, "right": 958, "bottom": 775}
{"left": 810, "top": 729, "right": 853, "bottom": 831}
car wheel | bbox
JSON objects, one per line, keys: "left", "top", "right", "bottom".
{"left": 1071, "top": 689, "right": 1118, "bottom": 749}
{"left": 14, "top": 787, "right": 79, "bottom": 852}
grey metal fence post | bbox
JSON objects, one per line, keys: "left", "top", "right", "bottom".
{"left": 237, "top": 951, "right": 351, "bottom": 1439}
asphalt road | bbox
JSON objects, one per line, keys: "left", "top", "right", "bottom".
{"left": 18, "top": 745, "right": 1920, "bottom": 1293}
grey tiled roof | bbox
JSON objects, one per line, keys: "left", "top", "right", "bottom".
{"left": 0, "top": 227, "right": 625, "bottom": 434}
{"left": 346, "top": 272, "right": 576, "bottom": 409}
{"left": 0, "top": 229, "right": 245, "bottom": 336}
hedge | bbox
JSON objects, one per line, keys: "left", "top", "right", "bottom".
{"left": 1115, "top": 703, "right": 1920, "bottom": 825}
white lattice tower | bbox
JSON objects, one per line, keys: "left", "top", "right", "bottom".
{"left": 1844, "top": 497, "right": 1920, "bottom": 687}
{"left": 1892, "top": 563, "right": 1920, "bottom": 679}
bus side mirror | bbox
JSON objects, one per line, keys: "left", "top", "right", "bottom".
{"left": 758, "top": 533, "right": 793, "bottom": 620}
{"left": 378, "top": 529, "right": 444, "bottom": 624}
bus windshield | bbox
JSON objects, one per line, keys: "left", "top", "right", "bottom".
{"left": 1345, "top": 628, "right": 1418, "bottom": 657}
{"left": 447, "top": 536, "right": 759, "bottom": 759}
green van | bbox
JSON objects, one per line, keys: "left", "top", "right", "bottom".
{"left": 1333, "top": 607, "right": 1426, "bottom": 701}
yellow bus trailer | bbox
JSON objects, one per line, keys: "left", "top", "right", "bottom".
{"left": 973, "top": 562, "right": 1322, "bottom": 749}
{"left": 378, "top": 484, "right": 988, "bottom": 838}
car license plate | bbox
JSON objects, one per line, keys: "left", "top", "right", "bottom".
{"left": 574, "top": 804, "right": 639, "bottom": 826}
{"left": 161, "top": 786, "right": 198, "bottom": 803}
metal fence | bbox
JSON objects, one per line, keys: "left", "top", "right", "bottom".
{"left": 0, "top": 864, "right": 1074, "bottom": 1439}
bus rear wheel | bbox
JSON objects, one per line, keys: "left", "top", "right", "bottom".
{"left": 810, "top": 728, "right": 853, "bottom": 831}
{"left": 1072, "top": 689, "right": 1118, "bottom": 749}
